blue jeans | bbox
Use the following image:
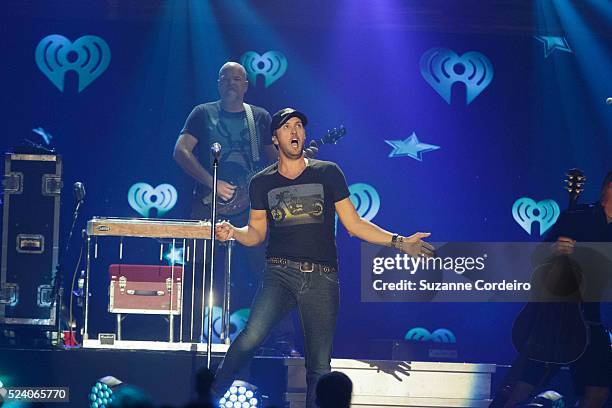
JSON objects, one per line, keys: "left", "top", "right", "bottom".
{"left": 213, "top": 261, "right": 340, "bottom": 408}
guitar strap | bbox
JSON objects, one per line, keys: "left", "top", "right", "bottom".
{"left": 243, "top": 103, "right": 260, "bottom": 166}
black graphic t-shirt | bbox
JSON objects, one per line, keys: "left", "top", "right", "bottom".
{"left": 249, "top": 159, "right": 350, "bottom": 268}
{"left": 180, "top": 101, "right": 272, "bottom": 181}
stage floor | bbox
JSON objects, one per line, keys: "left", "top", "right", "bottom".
{"left": 0, "top": 346, "right": 507, "bottom": 408}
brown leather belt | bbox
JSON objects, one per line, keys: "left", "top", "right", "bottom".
{"left": 267, "top": 257, "right": 336, "bottom": 273}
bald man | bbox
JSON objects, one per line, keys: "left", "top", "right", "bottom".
{"left": 173, "top": 62, "right": 299, "bottom": 353}
{"left": 174, "top": 62, "right": 276, "bottom": 221}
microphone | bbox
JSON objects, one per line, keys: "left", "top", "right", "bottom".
{"left": 606, "top": 97, "right": 612, "bottom": 105}
{"left": 73, "top": 182, "right": 86, "bottom": 203}
{"left": 65, "top": 183, "right": 85, "bottom": 253}
{"left": 211, "top": 142, "right": 222, "bottom": 161}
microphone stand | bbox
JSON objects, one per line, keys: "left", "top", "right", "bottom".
{"left": 206, "top": 151, "right": 220, "bottom": 369}
{"left": 66, "top": 200, "right": 83, "bottom": 252}
{"left": 53, "top": 197, "right": 84, "bottom": 346}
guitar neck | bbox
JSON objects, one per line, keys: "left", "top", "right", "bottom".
{"left": 311, "top": 126, "right": 346, "bottom": 148}
{"left": 311, "top": 138, "right": 325, "bottom": 148}
{"left": 568, "top": 195, "right": 577, "bottom": 211}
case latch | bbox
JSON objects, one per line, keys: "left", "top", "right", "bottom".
{"left": 2, "top": 172, "right": 23, "bottom": 194}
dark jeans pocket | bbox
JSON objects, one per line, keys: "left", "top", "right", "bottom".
{"left": 320, "top": 271, "right": 339, "bottom": 284}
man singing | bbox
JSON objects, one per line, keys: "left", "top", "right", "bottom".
{"left": 213, "top": 107, "right": 434, "bottom": 408}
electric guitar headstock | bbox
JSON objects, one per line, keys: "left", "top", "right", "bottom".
{"left": 564, "top": 168, "right": 585, "bottom": 210}
{"left": 313, "top": 125, "right": 347, "bottom": 147}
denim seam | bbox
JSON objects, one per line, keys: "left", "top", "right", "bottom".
{"left": 320, "top": 271, "right": 339, "bottom": 284}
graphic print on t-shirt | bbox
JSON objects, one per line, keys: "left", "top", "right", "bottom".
{"left": 267, "top": 183, "right": 325, "bottom": 227}
{"left": 207, "top": 114, "right": 252, "bottom": 171}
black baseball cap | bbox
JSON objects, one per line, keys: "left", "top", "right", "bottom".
{"left": 271, "top": 108, "right": 308, "bottom": 135}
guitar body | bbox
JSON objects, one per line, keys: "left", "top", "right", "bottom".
{"left": 493, "top": 257, "right": 589, "bottom": 408}
{"left": 512, "top": 302, "right": 588, "bottom": 364}
{"left": 512, "top": 255, "right": 588, "bottom": 363}
{"left": 200, "top": 161, "right": 256, "bottom": 217}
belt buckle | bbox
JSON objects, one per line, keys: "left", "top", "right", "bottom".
{"left": 299, "top": 262, "right": 314, "bottom": 273}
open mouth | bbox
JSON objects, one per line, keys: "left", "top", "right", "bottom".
{"left": 290, "top": 138, "right": 299, "bottom": 148}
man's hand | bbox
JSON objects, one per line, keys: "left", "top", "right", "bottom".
{"left": 397, "top": 232, "right": 435, "bottom": 258}
{"left": 554, "top": 236, "right": 576, "bottom": 255}
{"left": 303, "top": 140, "right": 319, "bottom": 159}
{"left": 215, "top": 221, "right": 235, "bottom": 241}
{"left": 217, "top": 180, "right": 237, "bottom": 201}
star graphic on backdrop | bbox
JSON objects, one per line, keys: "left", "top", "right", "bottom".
{"left": 164, "top": 247, "right": 185, "bottom": 265}
{"left": 534, "top": 36, "right": 573, "bottom": 58}
{"left": 385, "top": 132, "right": 440, "bottom": 161}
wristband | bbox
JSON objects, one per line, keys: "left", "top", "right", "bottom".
{"left": 391, "top": 234, "right": 403, "bottom": 248}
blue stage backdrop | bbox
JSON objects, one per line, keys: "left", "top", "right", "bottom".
{"left": 1, "top": 1, "right": 610, "bottom": 364}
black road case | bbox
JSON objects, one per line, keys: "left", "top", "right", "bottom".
{"left": 1, "top": 152, "right": 62, "bottom": 327}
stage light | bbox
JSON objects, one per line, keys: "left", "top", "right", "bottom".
{"left": 219, "top": 380, "right": 259, "bottom": 408}
{"left": 88, "top": 376, "right": 123, "bottom": 408}
{"left": 0, "top": 380, "right": 6, "bottom": 403}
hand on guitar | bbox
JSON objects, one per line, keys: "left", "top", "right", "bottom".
{"left": 393, "top": 232, "right": 435, "bottom": 258}
{"left": 215, "top": 221, "right": 235, "bottom": 241}
{"left": 554, "top": 236, "right": 576, "bottom": 255}
{"left": 217, "top": 180, "right": 237, "bottom": 201}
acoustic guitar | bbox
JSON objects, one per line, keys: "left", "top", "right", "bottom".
{"left": 510, "top": 168, "right": 588, "bottom": 364}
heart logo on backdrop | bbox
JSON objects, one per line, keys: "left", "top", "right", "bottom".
{"left": 349, "top": 183, "right": 380, "bottom": 221}
{"left": 240, "top": 50, "right": 288, "bottom": 88}
{"left": 512, "top": 197, "right": 560, "bottom": 236}
{"left": 127, "top": 183, "right": 178, "bottom": 218}
{"left": 335, "top": 183, "right": 380, "bottom": 236}
{"left": 405, "top": 327, "right": 457, "bottom": 343}
{"left": 420, "top": 48, "right": 493, "bottom": 105}
{"left": 201, "top": 306, "right": 250, "bottom": 343}
{"left": 35, "top": 35, "right": 111, "bottom": 92}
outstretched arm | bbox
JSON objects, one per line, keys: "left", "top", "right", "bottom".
{"left": 215, "top": 209, "right": 268, "bottom": 247}
{"left": 335, "top": 197, "right": 434, "bottom": 257}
